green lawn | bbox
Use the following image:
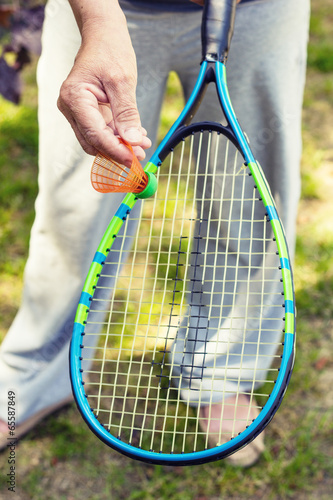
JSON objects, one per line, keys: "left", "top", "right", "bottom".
{"left": 0, "top": 1, "right": 333, "bottom": 499}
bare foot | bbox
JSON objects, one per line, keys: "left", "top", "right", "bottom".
{"left": 200, "top": 394, "right": 259, "bottom": 442}
{"left": 199, "top": 394, "right": 265, "bottom": 467}
{"left": 0, "top": 420, "right": 8, "bottom": 434}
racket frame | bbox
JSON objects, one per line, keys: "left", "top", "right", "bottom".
{"left": 70, "top": 58, "right": 296, "bottom": 465}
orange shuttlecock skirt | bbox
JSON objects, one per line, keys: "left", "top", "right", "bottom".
{"left": 91, "top": 142, "right": 148, "bottom": 194}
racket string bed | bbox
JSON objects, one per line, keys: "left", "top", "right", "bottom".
{"left": 79, "top": 130, "right": 285, "bottom": 455}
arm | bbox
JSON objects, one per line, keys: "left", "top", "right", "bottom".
{"left": 57, "top": 0, "right": 151, "bottom": 166}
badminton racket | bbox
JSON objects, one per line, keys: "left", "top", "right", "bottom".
{"left": 70, "top": 0, "right": 295, "bottom": 465}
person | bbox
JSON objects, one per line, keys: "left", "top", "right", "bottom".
{"left": 0, "top": 0, "right": 310, "bottom": 467}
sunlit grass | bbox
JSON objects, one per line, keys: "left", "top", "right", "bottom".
{"left": 159, "top": 71, "right": 184, "bottom": 139}
{"left": 0, "top": 64, "right": 38, "bottom": 340}
{"left": 300, "top": 141, "right": 324, "bottom": 200}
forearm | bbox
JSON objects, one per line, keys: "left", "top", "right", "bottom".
{"left": 68, "top": 0, "right": 125, "bottom": 35}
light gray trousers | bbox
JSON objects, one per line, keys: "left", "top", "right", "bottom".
{"left": 0, "top": 0, "right": 310, "bottom": 423}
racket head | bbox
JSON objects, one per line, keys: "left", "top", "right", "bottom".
{"left": 70, "top": 119, "right": 295, "bottom": 465}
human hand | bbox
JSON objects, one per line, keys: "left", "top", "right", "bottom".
{"left": 57, "top": 12, "right": 151, "bottom": 167}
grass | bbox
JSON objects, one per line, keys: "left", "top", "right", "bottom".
{"left": 1, "top": 1, "right": 333, "bottom": 498}
{"left": 307, "top": 1, "right": 333, "bottom": 73}
{"left": 0, "top": 58, "right": 39, "bottom": 339}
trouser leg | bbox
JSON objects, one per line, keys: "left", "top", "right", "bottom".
{"left": 169, "top": 0, "right": 310, "bottom": 402}
{"left": 0, "top": 2, "right": 171, "bottom": 423}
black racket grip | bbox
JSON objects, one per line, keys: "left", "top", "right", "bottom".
{"left": 202, "top": 0, "right": 237, "bottom": 64}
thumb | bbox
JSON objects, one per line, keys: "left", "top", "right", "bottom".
{"left": 120, "top": 123, "right": 143, "bottom": 144}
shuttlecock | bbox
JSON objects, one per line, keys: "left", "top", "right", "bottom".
{"left": 91, "top": 141, "right": 148, "bottom": 194}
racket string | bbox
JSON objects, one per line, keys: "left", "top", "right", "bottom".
{"left": 81, "top": 130, "right": 285, "bottom": 453}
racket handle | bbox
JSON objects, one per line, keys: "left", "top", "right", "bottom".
{"left": 202, "top": 0, "right": 237, "bottom": 64}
